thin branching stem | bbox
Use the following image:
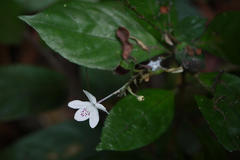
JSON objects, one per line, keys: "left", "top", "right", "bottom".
{"left": 98, "top": 73, "right": 140, "bottom": 103}
{"left": 98, "top": 66, "right": 183, "bottom": 104}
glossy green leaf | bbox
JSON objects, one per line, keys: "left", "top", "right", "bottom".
{"left": 195, "top": 73, "right": 240, "bottom": 151}
{"left": 0, "top": 65, "right": 67, "bottom": 121}
{"left": 20, "top": 0, "right": 165, "bottom": 70}
{"left": 0, "top": 121, "right": 99, "bottom": 160}
{"left": 97, "top": 89, "right": 175, "bottom": 151}
{"left": 200, "top": 11, "right": 240, "bottom": 65}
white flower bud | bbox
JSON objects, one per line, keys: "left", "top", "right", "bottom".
{"left": 137, "top": 96, "right": 145, "bottom": 101}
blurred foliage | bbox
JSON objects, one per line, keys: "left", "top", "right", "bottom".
{"left": 0, "top": 121, "right": 100, "bottom": 160}
{"left": 200, "top": 11, "right": 240, "bottom": 65}
{"left": 0, "top": 0, "right": 63, "bottom": 44}
{"left": 0, "top": 65, "right": 67, "bottom": 121}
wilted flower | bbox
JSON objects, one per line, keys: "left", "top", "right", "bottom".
{"left": 147, "top": 57, "right": 162, "bottom": 71}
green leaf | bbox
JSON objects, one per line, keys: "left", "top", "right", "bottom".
{"left": 20, "top": 0, "right": 165, "bottom": 70}
{"left": 97, "top": 89, "right": 175, "bottom": 151}
{"left": 200, "top": 11, "right": 240, "bottom": 65}
{"left": 157, "top": 0, "right": 206, "bottom": 43}
{"left": 173, "top": 0, "right": 206, "bottom": 43}
{"left": 0, "top": 121, "right": 99, "bottom": 160}
{"left": 123, "top": 0, "right": 162, "bottom": 41}
{"left": 192, "top": 125, "right": 227, "bottom": 159}
{"left": 195, "top": 73, "right": 240, "bottom": 151}
{"left": 0, "top": 65, "right": 67, "bottom": 121}
{"left": 197, "top": 72, "right": 218, "bottom": 89}
{"left": 125, "top": 0, "right": 159, "bottom": 20}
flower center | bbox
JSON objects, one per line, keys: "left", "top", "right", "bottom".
{"left": 80, "top": 108, "right": 90, "bottom": 117}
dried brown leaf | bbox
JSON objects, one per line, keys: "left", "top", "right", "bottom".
{"left": 130, "top": 36, "right": 149, "bottom": 51}
{"left": 116, "top": 27, "right": 133, "bottom": 60}
{"left": 164, "top": 33, "right": 174, "bottom": 46}
{"left": 160, "top": 6, "right": 169, "bottom": 14}
{"left": 195, "top": 48, "right": 202, "bottom": 55}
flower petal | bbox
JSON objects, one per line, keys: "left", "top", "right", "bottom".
{"left": 68, "top": 100, "right": 92, "bottom": 109}
{"left": 96, "top": 103, "right": 109, "bottom": 114}
{"left": 83, "top": 90, "right": 97, "bottom": 104}
{"left": 89, "top": 107, "right": 99, "bottom": 128}
{"left": 74, "top": 107, "right": 90, "bottom": 121}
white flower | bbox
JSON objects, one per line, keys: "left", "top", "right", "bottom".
{"left": 68, "top": 90, "right": 109, "bottom": 128}
{"left": 147, "top": 57, "right": 162, "bottom": 71}
{"left": 137, "top": 95, "right": 145, "bottom": 101}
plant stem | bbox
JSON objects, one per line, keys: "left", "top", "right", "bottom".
{"left": 97, "top": 74, "right": 140, "bottom": 104}
{"left": 98, "top": 65, "right": 183, "bottom": 104}
{"left": 97, "top": 88, "right": 122, "bottom": 104}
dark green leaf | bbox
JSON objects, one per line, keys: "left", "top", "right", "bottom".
{"left": 200, "top": 11, "right": 240, "bottom": 65}
{"left": 0, "top": 65, "right": 67, "bottom": 121}
{"left": 173, "top": 0, "right": 206, "bottom": 43}
{"left": 197, "top": 72, "right": 219, "bottom": 89}
{"left": 97, "top": 89, "right": 175, "bottom": 151}
{"left": 123, "top": 0, "right": 163, "bottom": 41}
{"left": 20, "top": 0, "right": 165, "bottom": 70}
{"left": 157, "top": 0, "right": 206, "bottom": 43}
{"left": 178, "top": 121, "right": 227, "bottom": 159}
{"left": 125, "top": 0, "right": 159, "bottom": 20}
{"left": 192, "top": 124, "right": 227, "bottom": 159}
{"left": 0, "top": 121, "right": 99, "bottom": 160}
{"left": 195, "top": 73, "right": 240, "bottom": 151}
